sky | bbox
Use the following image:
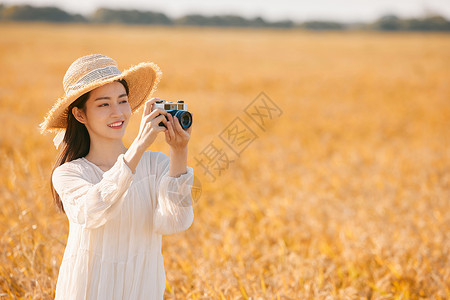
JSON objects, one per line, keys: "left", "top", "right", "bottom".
{"left": 2, "top": 0, "right": 450, "bottom": 22}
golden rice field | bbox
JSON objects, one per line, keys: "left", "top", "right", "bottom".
{"left": 0, "top": 23, "right": 449, "bottom": 299}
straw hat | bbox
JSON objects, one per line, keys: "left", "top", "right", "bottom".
{"left": 40, "top": 54, "right": 162, "bottom": 134}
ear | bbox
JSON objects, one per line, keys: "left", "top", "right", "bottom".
{"left": 72, "top": 107, "right": 87, "bottom": 124}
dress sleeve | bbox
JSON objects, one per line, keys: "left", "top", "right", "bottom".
{"left": 153, "top": 152, "right": 194, "bottom": 235}
{"left": 52, "top": 154, "right": 134, "bottom": 229}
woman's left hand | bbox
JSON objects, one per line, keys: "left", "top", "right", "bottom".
{"left": 164, "top": 114, "right": 192, "bottom": 151}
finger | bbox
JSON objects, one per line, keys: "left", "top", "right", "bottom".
{"left": 186, "top": 124, "right": 193, "bottom": 135}
{"left": 173, "top": 116, "right": 184, "bottom": 134}
{"left": 144, "top": 108, "right": 168, "bottom": 123}
{"left": 143, "top": 101, "right": 151, "bottom": 116}
{"left": 145, "top": 114, "right": 166, "bottom": 128}
{"left": 150, "top": 98, "right": 161, "bottom": 112}
{"left": 144, "top": 98, "right": 159, "bottom": 116}
{"left": 155, "top": 126, "right": 167, "bottom": 136}
{"left": 164, "top": 128, "right": 170, "bottom": 140}
{"left": 167, "top": 115, "right": 176, "bottom": 139}
{"left": 154, "top": 114, "right": 168, "bottom": 129}
{"left": 165, "top": 125, "right": 172, "bottom": 141}
{"left": 149, "top": 97, "right": 160, "bottom": 112}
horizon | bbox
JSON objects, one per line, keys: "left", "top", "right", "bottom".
{"left": 2, "top": 0, "right": 450, "bottom": 23}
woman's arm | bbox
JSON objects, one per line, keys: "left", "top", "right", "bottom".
{"left": 153, "top": 152, "right": 195, "bottom": 235}
{"left": 153, "top": 112, "right": 194, "bottom": 234}
{"left": 52, "top": 154, "right": 134, "bottom": 229}
{"left": 123, "top": 98, "right": 171, "bottom": 173}
{"left": 164, "top": 113, "right": 192, "bottom": 177}
{"left": 169, "top": 146, "right": 188, "bottom": 177}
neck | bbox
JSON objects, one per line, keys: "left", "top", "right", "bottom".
{"left": 85, "top": 136, "right": 128, "bottom": 169}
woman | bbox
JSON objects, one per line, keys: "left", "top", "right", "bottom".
{"left": 40, "top": 54, "right": 194, "bottom": 299}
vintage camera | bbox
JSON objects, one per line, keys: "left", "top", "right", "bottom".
{"left": 154, "top": 100, "right": 192, "bottom": 130}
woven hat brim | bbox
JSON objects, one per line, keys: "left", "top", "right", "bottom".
{"left": 40, "top": 62, "right": 162, "bottom": 134}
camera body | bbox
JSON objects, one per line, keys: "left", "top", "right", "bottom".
{"left": 154, "top": 100, "right": 192, "bottom": 130}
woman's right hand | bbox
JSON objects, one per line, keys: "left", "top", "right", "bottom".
{"left": 124, "top": 98, "right": 169, "bottom": 173}
{"left": 136, "top": 98, "right": 169, "bottom": 149}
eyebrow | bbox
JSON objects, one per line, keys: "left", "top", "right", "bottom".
{"left": 95, "top": 94, "right": 128, "bottom": 101}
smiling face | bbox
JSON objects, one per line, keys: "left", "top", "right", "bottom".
{"left": 72, "top": 81, "right": 131, "bottom": 143}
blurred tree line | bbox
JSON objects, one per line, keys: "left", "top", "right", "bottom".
{"left": 0, "top": 4, "right": 449, "bottom": 31}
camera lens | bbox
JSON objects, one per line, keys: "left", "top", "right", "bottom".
{"left": 174, "top": 110, "right": 192, "bottom": 129}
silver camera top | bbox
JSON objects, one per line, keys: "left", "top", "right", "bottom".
{"left": 153, "top": 100, "right": 192, "bottom": 130}
{"left": 154, "top": 100, "right": 188, "bottom": 111}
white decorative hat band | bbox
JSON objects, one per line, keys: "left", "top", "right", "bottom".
{"left": 66, "top": 66, "right": 121, "bottom": 96}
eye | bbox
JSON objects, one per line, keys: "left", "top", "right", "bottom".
{"left": 98, "top": 103, "right": 109, "bottom": 107}
{"left": 120, "top": 99, "right": 128, "bottom": 104}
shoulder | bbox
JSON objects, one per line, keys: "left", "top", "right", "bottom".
{"left": 52, "top": 158, "right": 92, "bottom": 191}
{"left": 54, "top": 158, "right": 83, "bottom": 173}
{"left": 52, "top": 158, "right": 89, "bottom": 179}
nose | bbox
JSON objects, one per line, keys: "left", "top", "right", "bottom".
{"left": 110, "top": 103, "right": 123, "bottom": 118}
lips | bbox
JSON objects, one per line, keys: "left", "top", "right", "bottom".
{"left": 108, "top": 121, "right": 124, "bottom": 129}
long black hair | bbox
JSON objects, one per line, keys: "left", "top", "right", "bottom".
{"left": 50, "top": 79, "right": 129, "bottom": 213}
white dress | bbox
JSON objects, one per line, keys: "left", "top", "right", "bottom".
{"left": 52, "top": 150, "right": 194, "bottom": 300}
